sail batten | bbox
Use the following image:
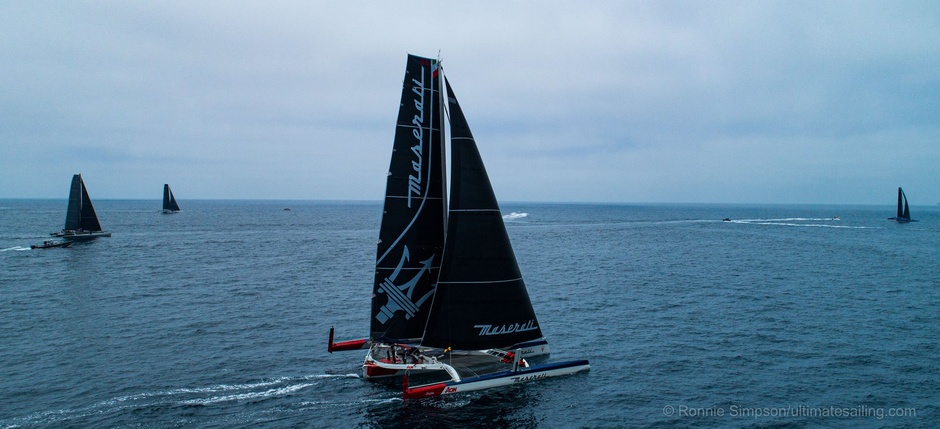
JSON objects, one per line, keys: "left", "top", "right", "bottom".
{"left": 438, "top": 278, "right": 524, "bottom": 285}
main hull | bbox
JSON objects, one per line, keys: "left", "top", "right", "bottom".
{"left": 403, "top": 359, "right": 591, "bottom": 399}
{"left": 362, "top": 339, "right": 550, "bottom": 379}
{"left": 53, "top": 230, "right": 112, "bottom": 240}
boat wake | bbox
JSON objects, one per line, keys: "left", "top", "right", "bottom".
{"left": 503, "top": 212, "right": 528, "bottom": 221}
{"left": 0, "top": 374, "right": 359, "bottom": 427}
{"left": 725, "top": 218, "right": 872, "bottom": 229}
{"left": 162, "top": 375, "right": 341, "bottom": 406}
{"left": 1, "top": 246, "right": 31, "bottom": 252}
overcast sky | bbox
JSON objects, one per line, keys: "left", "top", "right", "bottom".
{"left": 2, "top": 1, "right": 938, "bottom": 204}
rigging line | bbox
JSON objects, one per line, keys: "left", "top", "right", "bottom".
{"left": 440, "top": 63, "right": 452, "bottom": 124}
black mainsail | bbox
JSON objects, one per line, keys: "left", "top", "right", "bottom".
{"left": 369, "top": 55, "right": 447, "bottom": 342}
{"left": 419, "top": 78, "right": 544, "bottom": 351}
{"left": 54, "top": 174, "right": 110, "bottom": 239}
{"left": 163, "top": 184, "right": 181, "bottom": 212}
{"left": 63, "top": 175, "right": 84, "bottom": 232}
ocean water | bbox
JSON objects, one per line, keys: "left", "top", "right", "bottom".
{"left": 1, "top": 199, "right": 937, "bottom": 428}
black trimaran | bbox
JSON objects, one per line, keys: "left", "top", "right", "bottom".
{"left": 328, "top": 55, "right": 589, "bottom": 398}
{"left": 888, "top": 187, "right": 916, "bottom": 223}
{"left": 163, "top": 184, "right": 181, "bottom": 213}
{"left": 51, "top": 174, "right": 111, "bottom": 240}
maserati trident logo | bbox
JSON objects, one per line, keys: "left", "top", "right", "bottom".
{"left": 474, "top": 319, "right": 539, "bottom": 336}
{"left": 375, "top": 245, "right": 436, "bottom": 324}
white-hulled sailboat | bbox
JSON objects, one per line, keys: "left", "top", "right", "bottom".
{"left": 328, "top": 54, "right": 589, "bottom": 399}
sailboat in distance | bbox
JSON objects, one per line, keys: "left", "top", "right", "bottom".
{"left": 328, "top": 54, "right": 589, "bottom": 399}
{"left": 51, "top": 174, "right": 111, "bottom": 240}
{"left": 163, "top": 184, "right": 181, "bottom": 213}
{"left": 888, "top": 187, "right": 916, "bottom": 223}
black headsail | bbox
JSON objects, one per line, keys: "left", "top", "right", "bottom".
{"left": 64, "top": 174, "right": 103, "bottom": 232}
{"left": 370, "top": 55, "right": 447, "bottom": 342}
{"left": 164, "top": 184, "right": 181, "bottom": 211}
{"left": 79, "top": 176, "right": 103, "bottom": 231}
{"left": 420, "top": 78, "right": 544, "bottom": 351}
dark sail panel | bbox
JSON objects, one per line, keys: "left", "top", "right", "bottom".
{"left": 899, "top": 187, "right": 910, "bottom": 220}
{"left": 79, "top": 177, "right": 103, "bottom": 232}
{"left": 64, "top": 174, "right": 83, "bottom": 231}
{"left": 164, "top": 184, "right": 181, "bottom": 211}
{"left": 420, "top": 78, "right": 543, "bottom": 351}
{"left": 897, "top": 188, "right": 904, "bottom": 219}
{"left": 370, "top": 54, "right": 447, "bottom": 341}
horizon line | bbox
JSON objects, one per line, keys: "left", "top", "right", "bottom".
{"left": 0, "top": 197, "right": 925, "bottom": 207}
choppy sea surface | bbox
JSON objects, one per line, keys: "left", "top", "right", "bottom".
{"left": 1, "top": 199, "right": 937, "bottom": 428}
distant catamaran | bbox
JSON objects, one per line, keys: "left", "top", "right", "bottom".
{"left": 888, "top": 187, "right": 916, "bottom": 223}
{"left": 163, "top": 184, "right": 181, "bottom": 213}
{"left": 328, "top": 54, "right": 589, "bottom": 399}
{"left": 51, "top": 174, "right": 111, "bottom": 240}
